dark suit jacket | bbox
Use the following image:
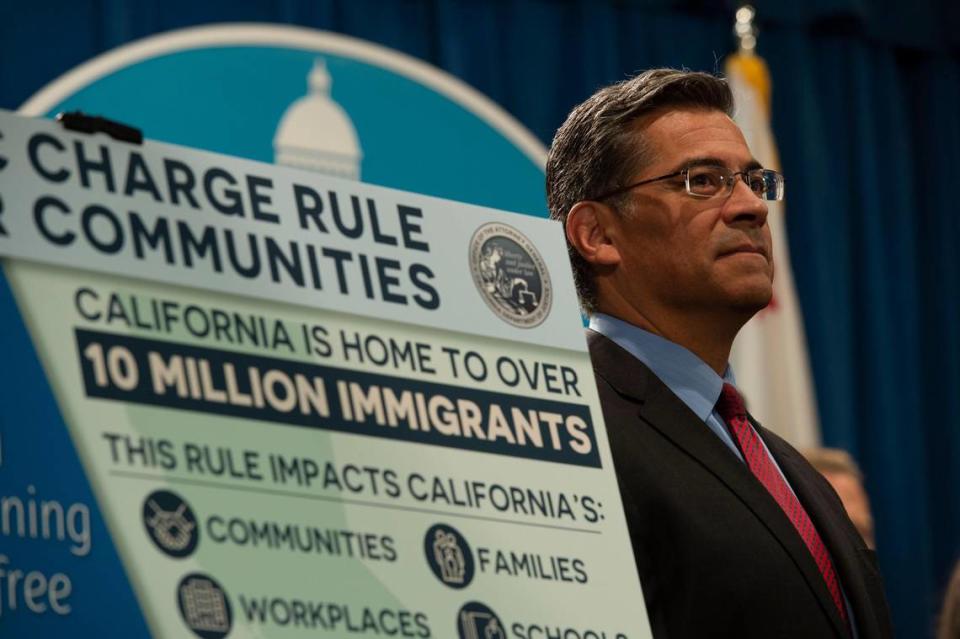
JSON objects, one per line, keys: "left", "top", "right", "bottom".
{"left": 588, "top": 330, "right": 893, "bottom": 639}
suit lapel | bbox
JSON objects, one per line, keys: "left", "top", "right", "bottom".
{"left": 588, "top": 331, "right": 848, "bottom": 638}
{"left": 767, "top": 435, "right": 882, "bottom": 638}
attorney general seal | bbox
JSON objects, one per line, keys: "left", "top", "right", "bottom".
{"left": 469, "top": 222, "right": 552, "bottom": 328}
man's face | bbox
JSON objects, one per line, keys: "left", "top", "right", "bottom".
{"left": 604, "top": 108, "right": 774, "bottom": 319}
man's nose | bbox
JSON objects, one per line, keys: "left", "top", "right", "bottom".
{"left": 722, "top": 177, "right": 769, "bottom": 226}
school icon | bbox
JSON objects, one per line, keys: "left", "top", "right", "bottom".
{"left": 457, "top": 601, "right": 506, "bottom": 639}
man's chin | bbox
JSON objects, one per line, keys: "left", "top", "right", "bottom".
{"left": 724, "top": 280, "right": 774, "bottom": 315}
{"left": 739, "top": 290, "right": 774, "bottom": 315}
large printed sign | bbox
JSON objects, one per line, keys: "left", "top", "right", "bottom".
{"left": 0, "top": 110, "right": 652, "bottom": 637}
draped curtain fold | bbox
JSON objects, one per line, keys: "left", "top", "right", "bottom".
{"left": 1, "top": 1, "right": 958, "bottom": 636}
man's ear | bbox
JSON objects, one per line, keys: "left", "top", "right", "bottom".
{"left": 565, "top": 201, "right": 621, "bottom": 266}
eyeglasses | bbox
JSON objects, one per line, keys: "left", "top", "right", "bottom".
{"left": 593, "top": 165, "right": 785, "bottom": 202}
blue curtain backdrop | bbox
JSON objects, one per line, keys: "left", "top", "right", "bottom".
{"left": 1, "top": 1, "right": 958, "bottom": 636}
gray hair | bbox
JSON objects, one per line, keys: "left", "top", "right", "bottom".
{"left": 545, "top": 68, "right": 734, "bottom": 313}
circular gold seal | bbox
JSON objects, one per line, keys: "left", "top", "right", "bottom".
{"left": 469, "top": 222, "right": 552, "bottom": 328}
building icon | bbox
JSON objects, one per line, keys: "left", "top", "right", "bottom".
{"left": 274, "top": 58, "right": 363, "bottom": 179}
{"left": 179, "top": 576, "right": 230, "bottom": 634}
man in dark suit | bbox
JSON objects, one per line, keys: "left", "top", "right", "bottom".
{"left": 545, "top": 69, "right": 893, "bottom": 638}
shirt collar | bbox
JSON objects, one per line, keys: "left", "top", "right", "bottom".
{"left": 589, "top": 313, "right": 736, "bottom": 422}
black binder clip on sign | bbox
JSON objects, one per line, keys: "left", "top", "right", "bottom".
{"left": 56, "top": 111, "right": 143, "bottom": 145}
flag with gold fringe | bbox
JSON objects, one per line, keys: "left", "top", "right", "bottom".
{"left": 725, "top": 52, "right": 821, "bottom": 448}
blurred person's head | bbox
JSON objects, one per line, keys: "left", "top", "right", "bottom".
{"left": 804, "top": 448, "right": 875, "bottom": 549}
{"left": 939, "top": 560, "right": 960, "bottom": 639}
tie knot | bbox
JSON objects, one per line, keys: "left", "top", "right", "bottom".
{"left": 716, "top": 383, "right": 747, "bottom": 423}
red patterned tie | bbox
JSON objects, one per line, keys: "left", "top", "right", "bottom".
{"left": 716, "top": 383, "right": 849, "bottom": 630}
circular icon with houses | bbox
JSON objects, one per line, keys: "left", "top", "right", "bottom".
{"left": 142, "top": 489, "right": 199, "bottom": 558}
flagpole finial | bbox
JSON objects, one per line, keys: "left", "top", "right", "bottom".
{"left": 734, "top": 5, "right": 758, "bottom": 55}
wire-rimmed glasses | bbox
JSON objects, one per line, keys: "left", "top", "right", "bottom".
{"left": 593, "top": 165, "right": 785, "bottom": 202}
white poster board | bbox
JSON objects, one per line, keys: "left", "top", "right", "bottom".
{"left": 0, "top": 109, "right": 651, "bottom": 639}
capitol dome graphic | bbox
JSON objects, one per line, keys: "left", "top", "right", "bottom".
{"left": 273, "top": 58, "right": 363, "bottom": 179}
